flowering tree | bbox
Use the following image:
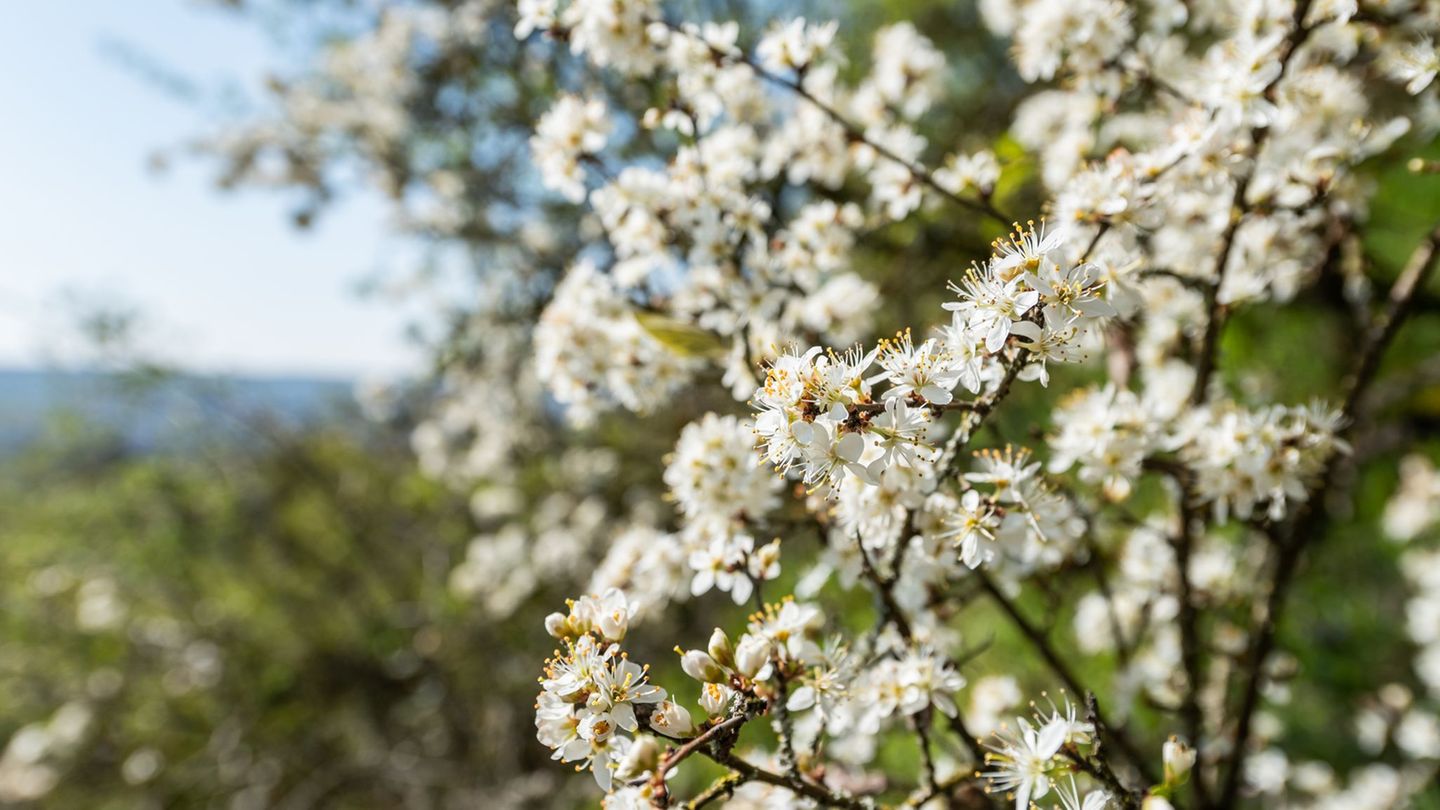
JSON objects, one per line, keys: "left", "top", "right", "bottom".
{"left": 504, "top": 0, "right": 1440, "bottom": 807}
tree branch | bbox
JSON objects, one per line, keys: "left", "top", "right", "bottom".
{"left": 973, "top": 570, "right": 1160, "bottom": 787}
{"left": 1191, "top": 0, "right": 1316, "bottom": 404}
{"left": 655, "top": 19, "right": 1013, "bottom": 226}
{"left": 1215, "top": 220, "right": 1440, "bottom": 807}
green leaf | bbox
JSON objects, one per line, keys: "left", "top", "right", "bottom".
{"left": 634, "top": 311, "right": 728, "bottom": 359}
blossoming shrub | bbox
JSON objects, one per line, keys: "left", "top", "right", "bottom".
{"left": 501, "top": 0, "right": 1440, "bottom": 807}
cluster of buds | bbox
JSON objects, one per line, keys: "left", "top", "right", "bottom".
{"left": 544, "top": 587, "right": 635, "bottom": 643}
{"left": 677, "top": 600, "right": 826, "bottom": 716}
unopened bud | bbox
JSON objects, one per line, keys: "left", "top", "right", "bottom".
{"left": 1163, "top": 737, "right": 1196, "bottom": 786}
{"left": 648, "top": 700, "right": 695, "bottom": 738}
{"left": 615, "top": 734, "right": 661, "bottom": 781}
{"left": 707, "top": 628, "right": 734, "bottom": 669}
{"left": 680, "top": 649, "right": 726, "bottom": 683}
{"left": 544, "top": 612, "right": 569, "bottom": 639}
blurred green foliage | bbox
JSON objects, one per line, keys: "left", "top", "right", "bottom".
{"left": 0, "top": 407, "right": 527, "bottom": 808}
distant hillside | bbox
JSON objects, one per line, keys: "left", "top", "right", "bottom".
{"left": 0, "top": 368, "right": 356, "bottom": 454}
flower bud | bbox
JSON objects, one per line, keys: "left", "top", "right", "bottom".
{"left": 749, "top": 539, "right": 781, "bottom": 580}
{"left": 648, "top": 700, "right": 695, "bottom": 738}
{"left": 699, "top": 682, "right": 735, "bottom": 717}
{"left": 707, "top": 628, "right": 735, "bottom": 669}
{"left": 567, "top": 595, "right": 598, "bottom": 635}
{"left": 544, "top": 612, "right": 569, "bottom": 639}
{"left": 1142, "top": 796, "right": 1175, "bottom": 810}
{"left": 734, "top": 634, "right": 773, "bottom": 679}
{"left": 680, "top": 649, "right": 726, "bottom": 683}
{"left": 1163, "top": 737, "right": 1196, "bottom": 786}
{"left": 615, "top": 734, "right": 662, "bottom": 781}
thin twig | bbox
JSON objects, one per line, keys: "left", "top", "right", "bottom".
{"left": 685, "top": 772, "right": 743, "bottom": 809}
{"left": 973, "top": 570, "right": 1160, "bottom": 787}
{"left": 1147, "top": 460, "right": 1213, "bottom": 807}
{"left": 770, "top": 654, "right": 801, "bottom": 777}
{"left": 912, "top": 707, "right": 941, "bottom": 799}
{"left": 940, "top": 350, "right": 1029, "bottom": 481}
{"left": 709, "top": 749, "right": 870, "bottom": 809}
{"left": 1064, "top": 694, "right": 1143, "bottom": 809}
{"left": 1191, "top": 0, "right": 1316, "bottom": 404}
{"left": 649, "top": 702, "right": 869, "bottom": 808}
{"left": 900, "top": 771, "right": 988, "bottom": 808}
{"left": 655, "top": 19, "right": 1012, "bottom": 226}
{"left": 650, "top": 713, "right": 750, "bottom": 793}
{"left": 857, "top": 537, "right": 914, "bottom": 638}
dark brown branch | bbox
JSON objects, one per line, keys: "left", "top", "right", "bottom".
{"left": 1173, "top": 490, "right": 1212, "bottom": 809}
{"left": 1145, "top": 459, "right": 1213, "bottom": 806}
{"left": 650, "top": 713, "right": 750, "bottom": 794}
{"left": 708, "top": 749, "right": 870, "bottom": 809}
{"left": 939, "top": 350, "right": 1028, "bottom": 481}
{"left": 851, "top": 398, "right": 979, "bottom": 414}
{"left": 1137, "top": 268, "right": 1209, "bottom": 293}
{"left": 900, "top": 771, "right": 990, "bottom": 808}
{"left": 649, "top": 703, "right": 869, "bottom": 808}
{"left": 912, "top": 708, "right": 941, "bottom": 799}
{"left": 856, "top": 537, "right": 914, "bottom": 639}
{"left": 685, "top": 773, "right": 743, "bottom": 809}
{"left": 1216, "top": 220, "right": 1440, "bottom": 807}
{"left": 769, "top": 654, "right": 801, "bottom": 777}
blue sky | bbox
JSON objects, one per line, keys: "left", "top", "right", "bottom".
{"left": 0, "top": 2, "right": 421, "bottom": 379}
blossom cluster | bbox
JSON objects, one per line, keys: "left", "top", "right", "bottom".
{"left": 1051, "top": 385, "right": 1347, "bottom": 520}
{"left": 536, "top": 590, "right": 684, "bottom": 791}
{"left": 749, "top": 221, "right": 1117, "bottom": 495}
{"left": 980, "top": 694, "right": 1104, "bottom": 810}
{"left": 663, "top": 413, "right": 782, "bottom": 604}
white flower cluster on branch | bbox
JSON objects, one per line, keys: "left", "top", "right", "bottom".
{"left": 496, "top": 0, "right": 1440, "bottom": 806}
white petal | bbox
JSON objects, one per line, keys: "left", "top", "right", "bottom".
{"left": 791, "top": 420, "right": 815, "bottom": 445}
{"left": 592, "top": 759, "right": 613, "bottom": 791}
{"left": 730, "top": 576, "right": 753, "bottom": 605}
{"left": 921, "top": 384, "right": 952, "bottom": 404}
{"left": 836, "top": 431, "right": 865, "bottom": 463}
{"left": 846, "top": 461, "right": 879, "bottom": 485}
{"left": 613, "top": 703, "right": 637, "bottom": 731}
{"left": 1009, "top": 320, "right": 1042, "bottom": 341}
{"left": 985, "top": 319, "right": 1010, "bottom": 353}
{"left": 787, "top": 686, "right": 817, "bottom": 711}
{"left": 1037, "top": 720, "right": 1068, "bottom": 758}
{"left": 691, "top": 571, "right": 715, "bottom": 596}
{"left": 1015, "top": 781, "right": 1032, "bottom": 810}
